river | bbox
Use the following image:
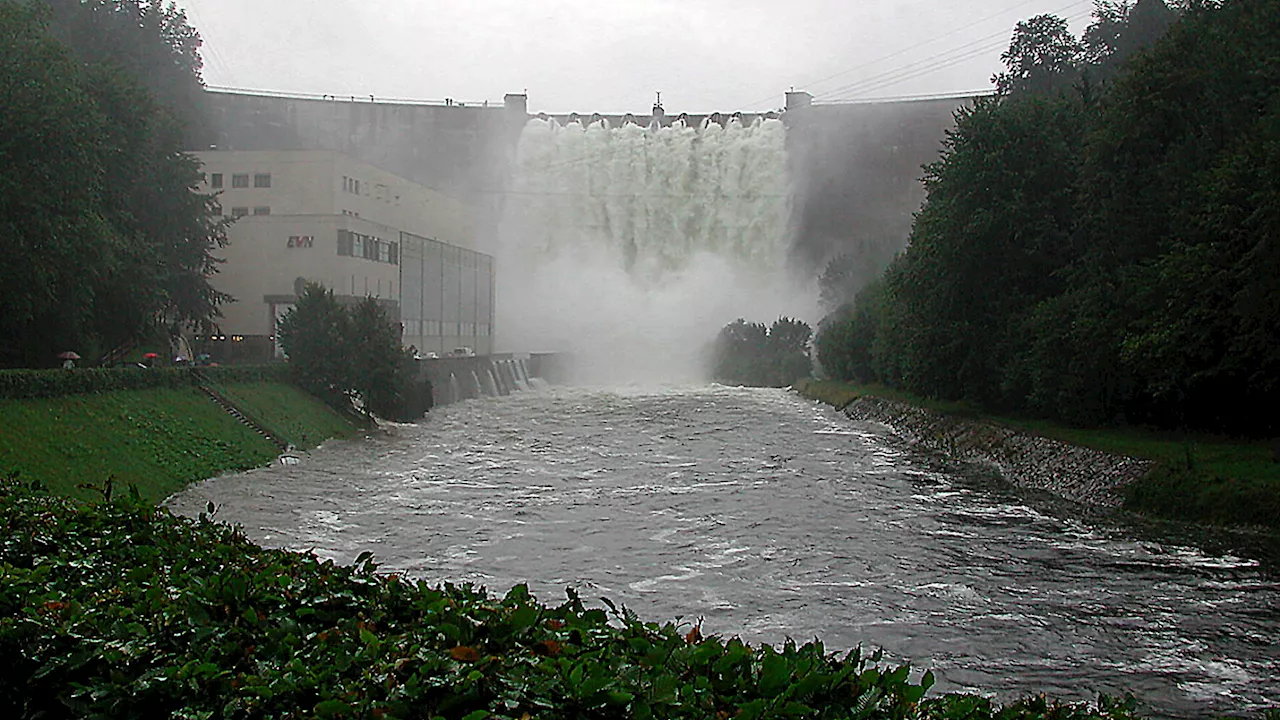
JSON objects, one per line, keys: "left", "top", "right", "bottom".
{"left": 168, "top": 385, "right": 1279, "bottom": 717}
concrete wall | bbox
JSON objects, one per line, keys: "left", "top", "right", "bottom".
{"left": 209, "top": 214, "right": 401, "bottom": 337}
{"left": 783, "top": 96, "right": 975, "bottom": 274}
{"left": 200, "top": 89, "right": 976, "bottom": 285}
{"left": 203, "top": 92, "right": 525, "bottom": 251}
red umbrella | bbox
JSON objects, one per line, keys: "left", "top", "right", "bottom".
{"left": 57, "top": 351, "right": 80, "bottom": 360}
{"left": 142, "top": 352, "right": 160, "bottom": 359}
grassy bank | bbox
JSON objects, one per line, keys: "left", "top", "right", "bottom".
{"left": 0, "top": 382, "right": 357, "bottom": 504}
{"left": 793, "top": 379, "right": 1280, "bottom": 530}
{"left": 0, "top": 480, "right": 1149, "bottom": 720}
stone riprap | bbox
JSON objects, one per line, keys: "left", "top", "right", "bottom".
{"left": 838, "top": 395, "right": 1151, "bottom": 508}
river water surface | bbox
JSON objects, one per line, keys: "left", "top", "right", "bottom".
{"left": 168, "top": 385, "right": 1278, "bottom": 717}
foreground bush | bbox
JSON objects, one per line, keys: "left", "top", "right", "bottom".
{"left": 0, "top": 479, "right": 1144, "bottom": 719}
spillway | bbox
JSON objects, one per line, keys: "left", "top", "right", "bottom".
{"left": 498, "top": 116, "right": 816, "bottom": 382}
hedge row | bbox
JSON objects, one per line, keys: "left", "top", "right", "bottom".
{"left": 0, "top": 365, "right": 293, "bottom": 400}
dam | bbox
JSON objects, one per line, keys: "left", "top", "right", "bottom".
{"left": 200, "top": 88, "right": 969, "bottom": 379}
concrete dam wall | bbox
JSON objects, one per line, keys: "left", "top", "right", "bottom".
{"left": 199, "top": 89, "right": 976, "bottom": 266}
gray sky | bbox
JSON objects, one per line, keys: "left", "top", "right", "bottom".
{"left": 182, "top": 0, "right": 1096, "bottom": 113}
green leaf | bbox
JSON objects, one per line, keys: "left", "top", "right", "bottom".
{"left": 313, "top": 699, "right": 351, "bottom": 718}
{"left": 759, "top": 650, "right": 790, "bottom": 697}
{"left": 605, "top": 690, "right": 634, "bottom": 705}
{"left": 508, "top": 604, "right": 539, "bottom": 633}
{"left": 781, "top": 701, "right": 815, "bottom": 716}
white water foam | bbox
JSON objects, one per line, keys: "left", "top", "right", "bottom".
{"left": 498, "top": 117, "right": 819, "bottom": 383}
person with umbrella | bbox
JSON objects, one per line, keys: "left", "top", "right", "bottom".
{"left": 58, "top": 351, "right": 79, "bottom": 369}
{"left": 141, "top": 352, "right": 159, "bottom": 368}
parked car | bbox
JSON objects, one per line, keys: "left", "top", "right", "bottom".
{"left": 450, "top": 347, "right": 474, "bottom": 357}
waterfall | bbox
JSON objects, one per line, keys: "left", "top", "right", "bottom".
{"left": 448, "top": 373, "right": 461, "bottom": 404}
{"left": 499, "top": 117, "right": 817, "bottom": 383}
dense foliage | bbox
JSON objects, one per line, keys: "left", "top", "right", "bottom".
{"left": 710, "top": 318, "right": 812, "bottom": 387}
{"left": 277, "top": 283, "right": 428, "bottom": 421}
{"left": 0, "top": 479, "right": 1151, "bottom": 720}
{"left": 0, "top": 1, "right": 226, "bottom": 369}
{"left": 816, "top": 0, "right": 1280, "bottom": 435}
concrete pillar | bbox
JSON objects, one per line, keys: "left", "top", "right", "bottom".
{"left": 785, "top": 91, "right": 813, "bottom": 111}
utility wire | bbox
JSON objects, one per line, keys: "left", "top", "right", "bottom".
{"left": 814, "top": 3, "right": 1095, "bottom": 101}
{"left": 731, "top": 0, "right": 1093, "bottom": 111}
{"left": 509, "top": 2, "right": 1097, "bottom": 174}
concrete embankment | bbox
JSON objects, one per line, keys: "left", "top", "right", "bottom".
{"left": 0, "top": 371, "right": 358, "bottom": 503}
{"left": 417, "top": 353, "right": 559, "bottom": 406}
{"left": 795, "top": 382, "right": 1151, "bottom": 508}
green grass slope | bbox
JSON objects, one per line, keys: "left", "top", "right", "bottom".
{"left": 217, "top": 381, "right": 361, "bottom": 451}
{"left": 0, "top": 382, "right": 355, "bottom": 504}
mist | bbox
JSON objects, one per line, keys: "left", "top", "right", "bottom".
{"left": 496, "top": 116, "right": 819, "bottom": 383}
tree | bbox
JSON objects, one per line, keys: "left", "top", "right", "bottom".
{"left": 710, "top": 318, "right": 812, "bottom": 387}
{"left": 348, "top": 297, "right": 413, "bottom": 420}
{"left": 993, "top": 14, "right": 1084, "bottom": 97}
{"left": 277, "top": 284, "right": 426, "bottom": 422}
{"left": 883, "top": 94, "right": 1088, "bottom": 405}
{"left": 275, "top": 284, "right": 351, "bottom": 407}
{"left": 0, "top": 0, "right": 227, "bottom": 367}
{"left": 39, "top": 0, "right": 211, "bottom": 147}
{"left": 0, "top": 2, "right": 116, "bottom": 366}
{"left": 1083, "top": 0, "right": 1178, "bottom": 78}
{"left": 817, "top": 233, "right": 901, "bottom": 312}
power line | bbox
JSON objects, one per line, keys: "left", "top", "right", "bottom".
{"left": 732, "top": 0, "right": 1093, "bottom": 111}
{"left": 814, "top": 3, "right": 1095, "bottom": 102}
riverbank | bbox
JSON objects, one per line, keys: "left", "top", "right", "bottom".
{"left": 793, "top": 379, "right": 1280, "bottom": 530}
{"left": 1, "top": 478, "right": 1150, "bottom": 720}
{"left": 0, "top": 375, "right": 359, "bottom": 503}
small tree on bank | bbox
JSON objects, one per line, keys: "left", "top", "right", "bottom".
{"left": 710, "top": 318, "right": 812, "bottom": 387}
{"left": 277, "top": 283, "right": 426, "bottom": 421}
{"left": 275, "top": 284, "right": 351, "bottom": 408}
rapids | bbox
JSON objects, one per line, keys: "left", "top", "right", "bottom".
{"left": 169, "top": 385, "right": 1280, "bottom": 718}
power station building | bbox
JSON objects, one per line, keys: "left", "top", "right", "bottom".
{"left": 192, "top": 149, "right": 494, "bottom": 361}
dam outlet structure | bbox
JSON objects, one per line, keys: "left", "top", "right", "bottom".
{"left": 497, "top": 112, "right": 816, "bottom": 383}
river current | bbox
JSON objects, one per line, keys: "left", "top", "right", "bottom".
{"left": 168, "top": 385, "right": 1279, "bottom": 717}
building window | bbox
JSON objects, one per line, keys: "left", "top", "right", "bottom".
{"left": 232, "top": 174, "right": 249, "bottom": 188}
{"left": 231, "top": 206, "right": 249, "bottom": 217}
{"left": 352, "top": 234, "right": 365, "bottom": 259}
{"left": 211, "top": 173, "right": 223, "bottom": 189}
{"left": 254, "top": 173, "right": 272, "bottom": 188}
{"left": 253, "top": 206, "right": 271, "bottom": 216}
{"left": 377, "top": 241, "right": 390, "bottom": 263}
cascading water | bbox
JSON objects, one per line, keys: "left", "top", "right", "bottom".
{"left": 498, "top": 116, "right": 818, "bottom": 382}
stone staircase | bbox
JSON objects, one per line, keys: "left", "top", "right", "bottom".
{"left": 197, "top": 382, "right": 291, "bottom": 453}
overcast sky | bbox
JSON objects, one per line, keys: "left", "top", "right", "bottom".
{"left": 182, "top": 0, "right": 1096, "bottom": 113}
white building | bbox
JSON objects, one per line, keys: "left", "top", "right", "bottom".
{"left": 192, "top": 150, "right": 495, "bottom": 360}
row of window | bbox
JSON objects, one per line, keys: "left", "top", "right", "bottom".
{"left": 403, "top": 320, "right": 493, "bottom": 337}
{"left": 214, "top": 205, "right": 270, "bottom": 217}
{"left": 337, "top": 229, "right": 398, "bottom": 264}
{"left": 342, "top": 176, "right": 361, "bottom": 194}
{"left": 209, "top": 172, "right": 271, "bottom": 189}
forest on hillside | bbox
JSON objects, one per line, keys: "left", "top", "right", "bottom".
{"left": 816, "top": 0, "right": 1280, "bottom": 436}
